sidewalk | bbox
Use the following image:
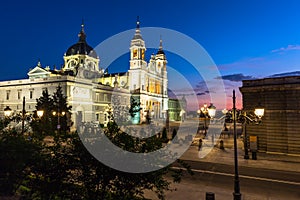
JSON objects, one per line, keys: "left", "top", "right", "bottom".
{"left": 180, "top": 136, "right": 300, "bottom": 173}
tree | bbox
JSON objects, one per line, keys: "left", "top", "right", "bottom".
{"left": 128, "top": 96, "right": 142, "bottom": 124}
{"left": 161, "top": 127, "right": 169, "bottom": 143}
{"left": 73, "top": 114, "right": 192, "bottom": 199}
{"left": 0, "top": 129, "right": 41, "bottom": 197}
{"left": 0, "top": 118, "right": 10, "bottom": 131}
{"left": 1, "top": 93, "right": 192, "bottom": 199}
{"left": 31, "top": 88, "right": 54, "bottom": 135}
{"left": 52, "top": 85, "right": 72, "bottom": 132}
{"left": 12, "top": 118, "right": 191, "bottom": 199}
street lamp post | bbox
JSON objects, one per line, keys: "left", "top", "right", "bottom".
{"left": 243, "top": 122, "right": 249, "bottom": 159}
{"left": 4, "top": 106, "right": 12, "bottom": 118}
{"left": 37, "top": 110, "right": 44, "bottom": 118}
{"left": 198, "top": 103, "right": 216, "bottom": 137}
{"left": 207, "top": 103, "right": 216, "bottom": 119}
{"left": 198, "top": 103, "right": 208, "bottom": 136}
{"left": 223, "top": 105, "right": 264, "bottom": 160}
{"left": 230, "top": 90, "right": 264, "bottom": 199}
{"left": 232, "top": 90, "right": 241, "bottom": 200}
{"left": 241, "top": 107, "right": 264, "bottom": 159}
{"left": 53, "top": 110, "right": 65, "bottom": 131}
{"left": 21, "top": 96, "right": 26, "bottom": 134}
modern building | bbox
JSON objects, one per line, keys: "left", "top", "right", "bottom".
{"left": 240, "top": 76, "right": 300, "bottom": 155}
{"left": 0, "top": 19, "right": 182, "bottom": 128}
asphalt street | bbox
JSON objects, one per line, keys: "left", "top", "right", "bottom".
{"left": 144, "top": 154, "right": 300, "bottom": 200}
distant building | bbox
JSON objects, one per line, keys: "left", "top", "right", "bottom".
{"left": 240, "top": 76, "right": 300, "bottom": 155}
{"left": 168, "top": 96, "right": 187, "bottom": 121}
{"left": 0, "top": 19, "right": 183, "bottom": 127}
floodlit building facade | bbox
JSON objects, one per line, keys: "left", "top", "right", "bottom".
{"left": 0, "top": 19, "right": 180, "bottom": 127}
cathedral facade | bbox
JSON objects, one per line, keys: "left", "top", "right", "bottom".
{"left": 0, "top": 19, "right": 170, "bottom": 127}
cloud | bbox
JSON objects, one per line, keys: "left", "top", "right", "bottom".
{"left": 196, "top": 91, "right": 209, "bottom": 96}
{"left": 271, "top": 44, "right": 300, "bottom": 53}
{"left": 216, "top": 73, "right": 255, "bottom": 82}
{"left": 267, "top": 71, "right": 300, "bottom": 78}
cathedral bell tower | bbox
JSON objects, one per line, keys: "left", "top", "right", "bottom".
{"left": 155, "top": 38, "right": 167, "bottom": 75}
{"left": 155, "top": 38, "right": 168, "bottom": 112}
{"left": 129, "top": 16, "right": 147, "bottom": 70}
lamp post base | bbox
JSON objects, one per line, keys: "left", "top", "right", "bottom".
{"left": 233, "top": 192, "right": 242, "bottom": 200}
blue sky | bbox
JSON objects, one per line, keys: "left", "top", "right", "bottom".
{"left": 1, "top": 0, "right": 300, "bottom": 109}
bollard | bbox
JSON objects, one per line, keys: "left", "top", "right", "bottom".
{"left": 219, "top": 140, "right": 224, "bottom": 150}
{"left": 206, "top": 192, "right": 215, "bottom": 200}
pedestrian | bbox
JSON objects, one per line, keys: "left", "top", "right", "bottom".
{"left": 198, "top": 138, "right": 203, "bottom": 151}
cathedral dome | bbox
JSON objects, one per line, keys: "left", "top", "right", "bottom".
{"left": 65, "top": 23, "right": 98, "bottom": 59}
{"left": 66, "top": 42, "right": 97, "bottom": 58}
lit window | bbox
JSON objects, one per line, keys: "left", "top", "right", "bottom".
{"left": 133, "top": 49, "right": 137, "bottom": 58}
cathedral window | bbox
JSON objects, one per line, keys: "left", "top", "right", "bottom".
{"left": 17, "top": 90, "right": 21, "bottom": 100}
{"left": 95, "top": 93, "right": 100, "bottom": 102}
{"left": 133, "top": 49, "right": 138, "bottom": 59}
{"left": 142, "top": 49, "right": 145, "bottom": 60}
{"left": 104, "top": 94, "right": 107, "bottom": 102}
{"left": 6, "top": 91, "right": 10, "bottom": 100}
{"left": 30, "top": 90, "right": 33, "bottom": 99}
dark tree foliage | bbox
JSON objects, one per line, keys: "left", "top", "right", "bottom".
{"left": 161, "top": 127, "right": 169, "bottom": 143}
{"left": 31, "top": 88, "right": 54, "bottom": 135}
{"left": 52, "top": 85, "right": 72, "bottom": 132}
{"left": 0, "top": 130, "right": 41, "bottom": 197}
{"left": 31, "top": 86, "right": 72, "bottom": 137}
{"left": 0, "top": 92, "right": 192, "bottom": 200}
{"left": 129, "top": 96, "right": 142, "bottom": 118}
{"left": 0, "top": 118, "right": 10, "bottom": 131}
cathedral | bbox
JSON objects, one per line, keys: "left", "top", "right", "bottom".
{"left": 0, "top": 19, "right": 173, "bottom": 127}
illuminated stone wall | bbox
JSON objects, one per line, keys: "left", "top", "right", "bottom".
{"left": 240, "top": 76, "right": 300, "bottom": 155}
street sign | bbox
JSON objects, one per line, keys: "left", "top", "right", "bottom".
{"left": 249, "top": 135, "right": 257, "bottom": 151}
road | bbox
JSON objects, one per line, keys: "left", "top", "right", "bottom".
{"left": 143, "top": 120, "right": 300, "bottom": 199}
{"left": 144, "top": 160, "right": 300, "bottom": 199}
{"left": 159, "top": 160, "right": 300, "bottom": 200}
